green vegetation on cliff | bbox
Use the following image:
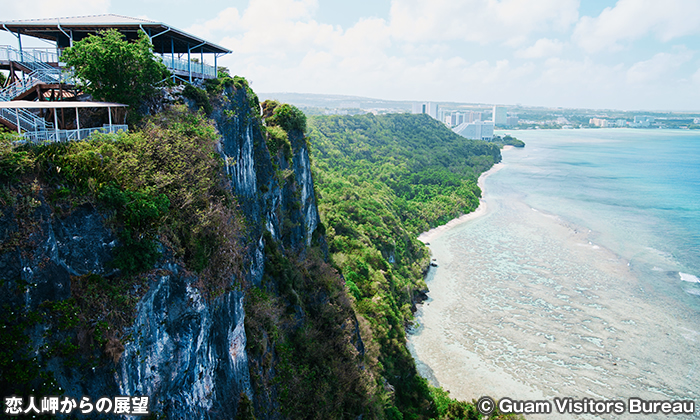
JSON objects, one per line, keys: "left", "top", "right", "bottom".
{"left": 491, "top": 134, "right": 525, "bottom": 148}
{"left": 0, "top": 104, "right": 246, "bottom": 398}
{"left": 306, "top": 113, "right": 506, "bottom": 418}
{"left": 2, "top": 60, "right": 524, "bottom": 417}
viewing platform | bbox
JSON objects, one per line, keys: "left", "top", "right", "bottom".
{"left": 1, "top": 14, "right": 231, "bottom": 82}
{"left": 0, "top": 14, "right": 231, "bottom": 141}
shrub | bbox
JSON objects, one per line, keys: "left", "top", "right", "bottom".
{"left": 269, "top": 103, "right": 307, "bottom": 133}
{"left": 183, "top": 84, "right": 213, "bottom": 115}
{"left": 0, "top": 133, "right": 34, "bottom": 183}
{"left": 265, "top": 125, "right": 292, "bottom": 159}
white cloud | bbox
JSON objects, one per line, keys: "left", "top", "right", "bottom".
{"left": 573, "top": 0, "right": 700, "bottom": 53}
{"left": 539, "top": 57, "right": 622, "bottom": 87}
{"left": 516, "top": 38, "right": 564, "bottom": 58}
{"left": 626, "top": 48, "right": 694, "bottom": 84}
{"left": 187, "top": 8, "right": 241, "bottom": 40}
{"left": 332, "top": 17, "right": 390, "bottom": 57}
{"left": 4, "top": 0, "right": 110, "bottom": 20}
{"left": 693, "top": 68, "right": 700, "bottom": 85}
{"left": 193, "top": 0, "right": 340, "bottom": 56}
{"left": 389, "top": 0, "right": 579, "bottom": 46}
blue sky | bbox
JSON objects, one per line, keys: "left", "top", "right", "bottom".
{"left": 2, "top": 0, "right": 699, "bottom": 111}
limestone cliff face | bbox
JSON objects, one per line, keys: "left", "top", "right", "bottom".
{"left": 0, "top": 86, "right": 322, "bottom": 419}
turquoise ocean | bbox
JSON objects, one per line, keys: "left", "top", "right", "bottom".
{"left": 409, "top": 129, "right": 700, "bottom": 419}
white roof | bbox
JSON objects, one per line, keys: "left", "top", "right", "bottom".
{"left": 0, "top": 100, "right": 127, "bottom": 109}
{"left": 2, "top": 14, "right": 157, "bottom": 26}
{"left": 0, "top": 14, "right": 231, "bottom": 54}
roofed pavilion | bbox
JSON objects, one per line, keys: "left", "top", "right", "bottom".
{"left": 1, "top": 14, "right": 232, "bottom": 82}
{"left": 0, "top": 14, "right": 230, "bottom": 141}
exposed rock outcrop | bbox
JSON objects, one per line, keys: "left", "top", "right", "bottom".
{"left": 0, "top": 85, "right": 330, "bottom": 419}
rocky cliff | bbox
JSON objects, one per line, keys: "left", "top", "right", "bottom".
{"left": 0, "top": 83, "right": 360, "bottom": 419}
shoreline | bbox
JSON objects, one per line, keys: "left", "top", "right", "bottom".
{"left": 417, "top": 151, "right": 509, "bottom": 244}
{"left": 407, "top": 133, "right": 700, "bottom": 418}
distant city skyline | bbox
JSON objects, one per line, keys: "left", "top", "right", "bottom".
{"left": 1, "top": 0, "right": 699, "bottom": 111}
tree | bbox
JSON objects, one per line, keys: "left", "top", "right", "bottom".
{"left": 61, "top": 29, "right": 169, "bottom": 117}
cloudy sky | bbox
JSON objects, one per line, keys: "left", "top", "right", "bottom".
{"left": 2, "top": 0, "right": 700, "bottom": 110}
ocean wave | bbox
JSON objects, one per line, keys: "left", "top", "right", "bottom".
{"left": 679, "top": 272, "right": 700, "bottom": 283}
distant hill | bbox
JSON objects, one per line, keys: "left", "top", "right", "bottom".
{"left": 259, "top": 92, "right": 414, "bottom": 112}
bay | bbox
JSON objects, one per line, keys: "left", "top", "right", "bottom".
{"left": 409, "top": 129, "right": 700, "bottom": 419}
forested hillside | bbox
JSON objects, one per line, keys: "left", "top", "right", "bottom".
{"left": 307, "top": 113, "right": 504, "bottom": 418}
{"left": 310, "top": 114, "right": 500, "bottom": 233}
{"left": 1, "top": 25, "right": 519, "bottom": 419}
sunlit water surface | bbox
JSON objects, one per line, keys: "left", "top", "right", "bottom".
{"left": 409, "top": 129, "right": 700, "bottom": 419}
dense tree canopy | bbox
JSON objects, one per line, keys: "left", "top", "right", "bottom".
{"left": 307, "top": 113, "right": 503, "bottom": 418}
{"left": 62, "top": 29, "right": 169, "bottom": 116}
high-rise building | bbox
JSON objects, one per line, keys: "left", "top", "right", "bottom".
{"left": 468, "top": 111, "right": 482, "bottom": 123}
{"left": 492, "top": 106, "right": 507, "bottom": 127}
{"left": 633, "top": 116, "right": 654, "bottom": 127}
{"left": 589, "top": 118, "right": 608, "bottom": 127}
{"left": 452, "top": 120, "right": 494, "bottom": 140}
{"left": 412, "top": 102, "right": 439, "bottom": 120}
{"left": 448, "top": 111, "right": 465, "bottom": 127}
{"left": 456, "top": 112, "right": 464, "bottom": 126}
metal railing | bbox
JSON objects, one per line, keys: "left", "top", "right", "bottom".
{"left": 0, "top": 45, "right": 63, "bottom": 82}
{"left": 0, "top": 70, "right": 45, "bottom": 100}
{"left": 0, "top": 45, "right": 60, "bottom": 63}
{"left": 160, "top": 55, "right": 216, "bottom": 78}
{"left": 0, "top": 107, "right": 53, "bottom": 132}
{"left": 0, "top": 45, "right": 69, "bottom": 90}
{"left": 20, "top": 124, "right": 128, "bottom": 144}
{"left": 0, "top": 46, "right": 73, "bottom": 132}
{"left": 0, "top": 46, "right": 126, "bottom": 138}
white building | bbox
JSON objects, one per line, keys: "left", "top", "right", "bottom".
{"left": 589, "top": 118, "right": 608, "bottom": 127}
{"left": 412, "top": 102, "right": 439, "bottom": 120}
{"left": 632, "top": 116, "right": 654, "bottom": 127}
{"left": 453, "top": 120, "right": 494, "bottom": 140}
{"left": 492, "top": 106, "right": 507, "bottom": 126}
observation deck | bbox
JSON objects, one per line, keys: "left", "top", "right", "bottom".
{"left": 0, "top": 14, "right": 230, "bottom": 140}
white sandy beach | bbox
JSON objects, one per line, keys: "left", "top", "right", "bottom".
{"left": 417, "top": 160, "right": 505, "bottom": 245}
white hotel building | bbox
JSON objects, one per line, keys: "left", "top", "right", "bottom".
{"left": 453, "top": 120, "right": 494, "bottom": 141}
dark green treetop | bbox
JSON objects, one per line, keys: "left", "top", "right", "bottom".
{"left": 61, "top": 28, "right": 169, "bottom": 117}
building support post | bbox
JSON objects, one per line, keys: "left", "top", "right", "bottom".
{"left": 75, "top": 107, "right": 80, "bottom": 139}
{"left": 18, "top": 33, "right": 25, "bottom": 85}
{"left": 187, "top": 43, "right": 191, "bottom": 83}
{"left": 15, "top": 109, "right": 20, "bottom": 134}
{"left": 53, "top": 108, "right": 59, "bottom": 141}
{"left": 108, "top": 106, "right": 112, "bottom": 131}
{"left": 171, "top": 37, "right": 175, "bottom": 83}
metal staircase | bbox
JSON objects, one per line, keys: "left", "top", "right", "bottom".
{"left": 0, "top": 45, "right": 64, "bottom": 132}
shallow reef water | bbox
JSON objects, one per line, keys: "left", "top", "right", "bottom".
{"left": 410, "top": 129, "right": 700, "bottom": 419}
